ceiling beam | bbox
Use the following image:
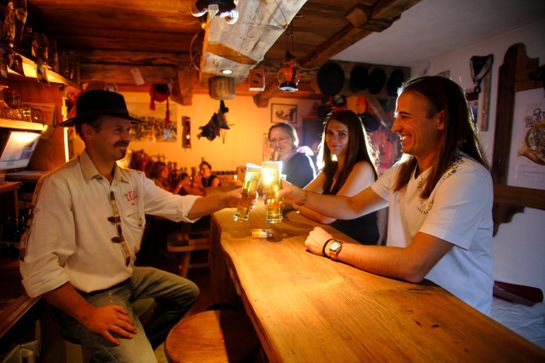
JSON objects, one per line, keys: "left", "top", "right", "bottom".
{"left": 80, "top": 63, "right": 178, "bottom": 85}
{"left": 199, "top": 0, "right": 307, "bottom": 85}
{"left": 300, "top": 0, "right": 420, "bottom": 68}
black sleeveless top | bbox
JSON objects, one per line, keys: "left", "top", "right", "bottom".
{"left": 324, "top": 189, "right": 379, "bottom": 245}
{"left": 201, "top": 174, "right": 220, "bottom": 187}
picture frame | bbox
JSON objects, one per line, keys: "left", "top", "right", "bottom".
{"left": 127, "top": 102, "right": 177, "bottom": 142}
{"left": 271, "top": 103, "right": 297, "bottom": 124}
{"left": 491, "top": 43, "right": 545, "bottom": 234}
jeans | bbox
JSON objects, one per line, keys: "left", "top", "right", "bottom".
{"left": 52, "top": 266, "right": 199, "bottom": 363}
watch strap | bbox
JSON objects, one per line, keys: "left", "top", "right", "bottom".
{"left": 322, "top": 238, "right": 334, "bottom": 256}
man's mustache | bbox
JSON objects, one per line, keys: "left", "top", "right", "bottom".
{"left": 114, "top": 141, "right": 130, "bottom": 148}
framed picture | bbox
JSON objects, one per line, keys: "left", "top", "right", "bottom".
{"left": 127, "top": 102, "right": 177, "bottom": 142}
{"left": 271, "top": 103, "right": 297, "bottom": 124}
{"left": 491, "top": 43, "right": 545, "bottom": 234}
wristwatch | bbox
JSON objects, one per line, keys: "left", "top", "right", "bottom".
{"left": 327, "top": 239, "right": 343, "bottom": 261}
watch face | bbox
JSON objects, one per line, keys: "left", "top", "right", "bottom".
{"left": 329, "top": 240, "right": 342, "bottom": 252}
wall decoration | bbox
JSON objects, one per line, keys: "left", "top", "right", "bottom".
{"left": 492, "top": 43, "right": 545, "bottom": 235}
{"left": 271, "top": 103, "right": 297, "bottom": 124}
{"left": 182, "top": 116, "right": 191, "bottom": 148}
{"left": 506, "top": 88, "right": 545, "bottom": 190}
{"left": 127, "top": 102, "right": 177, "bottom": 142}
{"left": 466, "top": 91, "right": 479, "bottom": 125}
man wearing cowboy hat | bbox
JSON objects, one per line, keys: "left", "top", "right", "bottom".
{"left": 20, "top": 90, "right": 249, "bottom": 362}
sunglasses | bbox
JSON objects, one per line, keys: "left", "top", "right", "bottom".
{"left": 108, "top": 191, "right": 131, "bottom": 266}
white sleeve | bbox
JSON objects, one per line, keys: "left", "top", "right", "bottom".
{"left": 371, "top": 164, "right": 399, "bottom": 201}
{"left": 141, "top": 174, "right": 201, "bottom": 223}
{"left": 20, "top": 176, "right": 74, "bottom": 297}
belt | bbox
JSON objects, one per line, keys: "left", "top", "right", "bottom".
{"left": 77, "top": 278, "right": 130, "bottom": 297}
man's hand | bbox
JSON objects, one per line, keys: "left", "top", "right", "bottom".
{"left": 278, "top": 180, "right": 306, "bottom": 205}
{"left": 80, "top": 304, "right": 137, "bottom": 346}
{"left": 305, "top": 227, "right": 333, "bottom": 256}
{"left": 223, "top": 187, "right": 256, "bottom": 209}
{"left": 44, "top": 283, "right": 138, "bottom": 346}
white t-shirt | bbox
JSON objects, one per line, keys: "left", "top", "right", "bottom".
{"left": 371, "top": 154, "right": 494, "bottom": 314}
{"left": 20, "top": 151, "right": 200, "bottom": 297}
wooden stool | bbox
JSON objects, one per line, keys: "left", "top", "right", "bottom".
{"left": 165, "top": 310, "right": 261, "bottom": 363}
{"left": 167, "top": 230, "right": 211, "bottom": 277}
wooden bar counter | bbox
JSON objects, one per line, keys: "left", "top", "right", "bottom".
{"left": 209, "top": 205, "right": 545, "bottom": 362}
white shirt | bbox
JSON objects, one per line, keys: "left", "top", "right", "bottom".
{"left": 372, "top": 154, "right": 494, "bottom": 314}
{"left": 20, "top": 151, "right": 200, "bottom": 297}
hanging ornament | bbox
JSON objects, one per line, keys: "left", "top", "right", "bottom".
{"left": 197, "top": 100, "right": 231, "bottom": 142}
{"left": 149, "top": 84, "right": 171, "bottom": 124}
{"left": 470, "top": 55, "right": 493, "bottom": 93}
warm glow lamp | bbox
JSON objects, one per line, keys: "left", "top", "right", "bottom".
{"left": 277, "top": 51, "right": 299, "bottom": 93}
{"left": 190, "top": 0, "right": 239, "bottom": 24}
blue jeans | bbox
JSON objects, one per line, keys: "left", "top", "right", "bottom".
{"left": 52, "top": 266, "right": 199, "bottom": 363}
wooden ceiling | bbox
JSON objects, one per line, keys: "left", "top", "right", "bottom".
{"left": 28, "top": 0, "right": 420, "bottom": 106}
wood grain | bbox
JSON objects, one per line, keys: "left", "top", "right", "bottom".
{"left": 211, "top": 206, "right": 545, "bottom": 362}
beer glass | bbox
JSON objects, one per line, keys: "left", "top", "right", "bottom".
{"left": 233, "top": 163, "right": 262, "bottom": 222}
{"left": 261, "top": 161, "right": 283, "bottom": 224}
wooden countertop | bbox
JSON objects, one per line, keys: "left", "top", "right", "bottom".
{"left": 0, "top": 258, "right": 40, "bottom": 339}
{"left": 210, "top": 205, "right": 545, "bottom": 362}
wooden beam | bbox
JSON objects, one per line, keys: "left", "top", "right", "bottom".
{"left": 171, "top": 67, "right": 195, "bottom": 106}
{"left": 79, "top": 49, "right": 187, "bottom": 66}
{"left": 200, "top": 0, "right": 307, "bottom": 84}
{"left": 80, "top": 63, "right": 177, "bottom": 85}
{"left": 253, "top": 81, "right": 279, "bottom": 108}
{"left": 300, "top": 0, "right": 420, "bottom": 68}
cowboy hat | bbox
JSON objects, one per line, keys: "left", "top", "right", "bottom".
{"left": 61, "top": 90, "right": 142, "bottom": 126}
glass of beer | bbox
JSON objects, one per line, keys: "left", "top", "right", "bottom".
{"left": 261, "top": 161, "right": 283, "bottom": 224}
{"left": 233, "top": 163, "right": 262, "bottom": 222}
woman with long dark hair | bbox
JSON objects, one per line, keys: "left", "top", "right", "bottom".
{"left": 299, "top": 110, "right": 379, "bottom": 244}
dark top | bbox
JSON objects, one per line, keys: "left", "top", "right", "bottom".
{"left": 201, "top": 174, "right": 220, "bottom": 187}
{"left": 325, "top": 184, "right": 379, "bottom": 245}
{"left": 284, "top": 152, "right": 316, "bottom": 188}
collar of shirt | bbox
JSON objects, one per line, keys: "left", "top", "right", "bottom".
{"left": 79, "top": 150, "right": 130, "bottom": 184}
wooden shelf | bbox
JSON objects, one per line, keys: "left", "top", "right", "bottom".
{"left": 0, "top": 118, "right": 48, "bottom": 132}
{"left": 6, "top": 53, "right": 79, "bottom": 89}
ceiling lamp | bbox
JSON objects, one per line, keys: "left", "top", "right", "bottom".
{"left": 190, "top": 0, "right": 239, "bottom": 25}
{"left": 277, "top": 23, "right": 299, "bottom": 92}
{"left": 277, "top": 52, "right": 299, "bottom": 92}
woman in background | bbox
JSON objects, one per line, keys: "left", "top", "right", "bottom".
{"left": 268, "top": 122, "right": 316, "bottom": 188}
{"left": 177, "top": 172, "right": 205, "bottom": 196}
{"left": 196, "top": 160, "right": 220, "bottom": 188}
{"left": 148, "top": 161, "right": 172, "bottom": 191}
{"left": 299, "top": 110, "right": 379, "bottom": 244}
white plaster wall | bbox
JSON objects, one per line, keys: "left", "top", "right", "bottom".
{"left": 420, "top": 19, "right": 545, "bottom": 292}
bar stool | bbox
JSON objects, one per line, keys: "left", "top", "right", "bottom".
{"left": 167, "top": 221, "right": 211, "bottom": 277}
{"left": 165, "top": 309, "right": 261, "bottom": 363}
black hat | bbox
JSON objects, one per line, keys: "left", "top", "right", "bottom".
{"left": 317, "top": 62, "right": 345, "bottom": 96}
{"left": 368, "top": 68, "right": 386, "bottom": 95}
{"left": 61, "top": 90, "right": 142, "bottom": 127}
{"left": 387, "top": 69, "right": 405, "bottom": 96}
{"left": 350, "top": 65, "right": 369, "bottom": 92}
